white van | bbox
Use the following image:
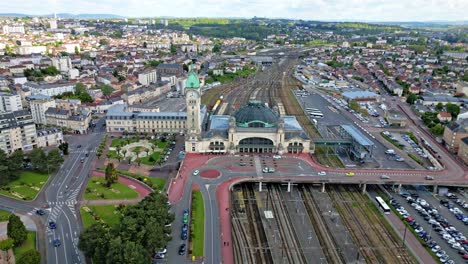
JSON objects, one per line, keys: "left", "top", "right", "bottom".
{"left": 385, "top": 149, "right": 395, "bottom": 154}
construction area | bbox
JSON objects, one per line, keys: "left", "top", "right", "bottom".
{"left": 230, "top": 183, "right": 416, "bottom": 264}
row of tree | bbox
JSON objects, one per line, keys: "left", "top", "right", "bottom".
{"left": 0, "top": 148, "right": 64, "bottom": 186}
{"left": 78, "top": 192, "right": 174, "bottom": 263}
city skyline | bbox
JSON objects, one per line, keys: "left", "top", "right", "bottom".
{"left": 0, "top": 0, "right": 467, "bottom": 22}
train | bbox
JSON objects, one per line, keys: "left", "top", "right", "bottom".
{"left": 211, "top": 96, "right": 224, "bottom": 113}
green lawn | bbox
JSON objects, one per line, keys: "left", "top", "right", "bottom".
{"left": 14, "top": 232, "right": 36, "bottom": 258}
{"left": 190, "top": 191, "right": 205, "bottom": 257}
{"left": 140, "top": 151, "right": 162, "bottom": 166}
{"left": 115, "top": 170, "right": 166, "bottom": 191}
{"left": 0, "top": 209, "right": 12, "bottom": 222}
{"left": 110, "top": 138, "right": 139, "bottom": 147}
{"left": 0, "top": 171, "right": 49, "bottom": 200}
{"left": 80, "top": 205, "right": 122, "bottom": 228}
{"left": 84, "top": 177, "right": 139, "bottom": 200}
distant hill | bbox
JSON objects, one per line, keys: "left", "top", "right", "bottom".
{"left": 376, "top": 21, "right": 468, "bottom": 27}
{"left": 0, "top": 13, "right": 124, "bottom": 19}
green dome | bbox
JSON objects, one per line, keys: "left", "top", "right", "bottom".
{"left": 185, "top": 70, "right": 200, "bottom": 89}
{"left": 234, "top": 101, "right": 278, "bottom": 128}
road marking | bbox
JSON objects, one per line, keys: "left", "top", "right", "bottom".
{"left": 205, "top": 186, "right": 214, "bottom": 263}
{"left": 61, "top": 223, "right": 69, "bottom": 264}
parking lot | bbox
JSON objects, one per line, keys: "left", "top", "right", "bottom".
{"left": 296, "top": 88, "right": 411, "bottom": 169}
{"left": 382, "top": 131, "right": 433, "bottom": 168}
{"left": 389, "top": 187, "right": 467, "bottom": 263}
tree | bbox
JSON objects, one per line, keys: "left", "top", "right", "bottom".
{"left": 122, "top": 149, "right": 127, "bottom": 157}
{"left": 105, "top": 162, "right": 118, "bottom": 187}
{"left": 7, "top": 214, "right": 27, "bottom": 246}
{"left": 446, "top": 103, "right": 460, "bottom": 118}
{"left": 98, "top": 84, "right": 114, "bottom": 97}
{"left": 47, "top": 149, "right": 64, "bottom": 172}
{"left": 99, "top": 39, "right": 109, "bottom": 46}
{"left": 126, "top": 156, "right": 132, "bottom": 165}
{"left": 212, "top": 44, "right": 221, "bottom": 53}
{"left": 8, "top": 149, "right": 24, "bottom": 175}
{"left": 78, "top": 224, "right": 110, "bottom": 264}
{"left": 74, "top": 46, "right": 80, "bottom": 55}
{"left": 135, "top": 158, "right": 142, "bottom": 167}
{"left": 96, "top": 150, "right": 102, "bottom": 160}
{"left": 349, "top": 101, "right": 360, "bottom": 111}
{"left": 105, "top": 237, "right": 148, "bottom": 264}
{"left": 75, "top": 83, "right": 87, "bottom": 95}
{"left": 435, "top": 103, "right": 444, "bottom": 111}
{"left": 0, "top": 238, "right": 14, "bottom": 251}
{"left": 16, "top": 249, "right": 41, "bottom": 264}
{"left": 430, "top": 124, "right": 445, "bottom": 135}
{"left": 41, "top": 66, "right": 60, "bottom": 76}
{"left": 28, "top": 148, "right": 47, "bottom": 172}
{"left": 58, "top": 142, "right": 69, "bottom": 155}
{"left": 170, "top": 44, "right": 177, "bottom": 54}
{"left": 406, "top": 94, "right": 418, "bottom": 104}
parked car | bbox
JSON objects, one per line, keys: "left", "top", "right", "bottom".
{"left": 178, "top": 244, "right": 186, "bottom": 255}
{"left": 318, "top": 171, "right": 327, "bottom": 176}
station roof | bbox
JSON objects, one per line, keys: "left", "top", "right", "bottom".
{"left": 340, "top": 125, "right": 374, "bottom": 146}
{"left": 234, "top": 101, "right": 279, "bottom": 128}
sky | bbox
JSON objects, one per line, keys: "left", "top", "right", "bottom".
{"left": 1, "top": 0, "right": 467, "bottom": 22}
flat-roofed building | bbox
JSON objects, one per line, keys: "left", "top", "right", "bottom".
{"left": 0, "top": 110, "right": 37, "bottom": 153}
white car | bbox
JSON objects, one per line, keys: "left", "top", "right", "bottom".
{"left": 318, "top": 171, "right": 327, "bottom": 176}
{"left": 272, "top": 155, "right": 282, "bottom": 159}
{"left": 192, "top": 170, "right": 199, "bottom": 176}
{"left": 262, "top": 167, "right": 269, "bottom": 173}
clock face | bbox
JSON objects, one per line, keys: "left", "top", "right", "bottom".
{"left": 189, "top": 91, "right": 196, "bottom": 98}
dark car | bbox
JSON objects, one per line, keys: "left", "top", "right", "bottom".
{"left": 182, "top": 223, "right": 187, "bottom": 232}
{"left": 53, "top": 239, "right": 61, "bottom": 247}
{"left": 181, "top": 230, "right": 187, "bottom": 240}
{"left": 36, "top": 209, "right": 45, "bottom": 215}
{"left": 178, "top": 244, "right": 186, "bottom": 255}
{"left": 77, "top": 144, "right": 82, "bottom": 148}
{"left": 48, "top": 221, "right": 57, "bottom": 229}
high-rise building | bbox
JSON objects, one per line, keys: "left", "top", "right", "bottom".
{"left": 0, "top": 92, "right": 23, "bottom": 112}
{"left": 24, "top": 81, "right": 75, "bottom": 97}
{"left": 0, "top": 110, "right": 37, "bottom": 154}
{"left": 30, "top": 98, "right": 56, "bottom": 124}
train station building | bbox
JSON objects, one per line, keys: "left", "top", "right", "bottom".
{"left": 185, "top": 70, "right": 311, "bottom": 154}
{"left": 106, "top": 68, "right": 311, "bottom": 154}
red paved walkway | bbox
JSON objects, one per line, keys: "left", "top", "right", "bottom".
{"left": 92, "top": 171, "right": 152, "bottom": 197}
{"left": 216, "top": 177, "right": 246, "bottom": 264}
{"left": 167, "top": 154, "right": 213, "bottom": 203}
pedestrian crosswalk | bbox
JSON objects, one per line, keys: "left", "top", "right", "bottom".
{"left": 70, "top": 150, "right": 96, "bottom": 154}
{"left": 48, "top": 200, "right": 77, "bottom": 206}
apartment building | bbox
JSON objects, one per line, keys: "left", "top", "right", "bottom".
{"left": 0, "top": 92, "right": 23, "bottom": 112}
{"left": 443, "top": 119, "right": 468, "bottom": 154}
{"left": 0, "top": 110, "right": 37, "bottom": 154}
{"left": 45, "top": 108, "right": 91, "bottom": 134}
{"left": 36, "top": 128, "right": 63, "bottom": 147}
{"left": 30, "top": 98, "right": 57, "bottom": 124}
{"left": 138, "top": 69, "right": 158, "bottom": 85}
{"left": 24, "top": 81, "right": 75, "bottom": 97}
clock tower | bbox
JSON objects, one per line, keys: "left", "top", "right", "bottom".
{"left": 185, "top": 67, "right": 201, "bottom": 152}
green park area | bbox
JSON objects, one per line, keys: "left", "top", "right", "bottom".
{"left": 0, "top": 171, "right": 49, "bottom": 200}
{"left": 13, "top": 232, "right": 36, "bottom": 259}
{"left": 84, "top": 177, "right": 139, "bottom": 200}
{"left": 190, "top": 190, "right": 205, "bottom": 257}
{"left": 108, "top": 136, "right": 170, "bottom": 166}
{"left": 0, "top": 209, "right": 12, "bottom": 222}
{"left": 80, "top": 205, "right": 122, "bottom": 228}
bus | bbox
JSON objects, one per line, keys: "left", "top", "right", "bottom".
{"left": 375, "top": 196, "right": 390, "bottom": 214}
{"left": 309, "top": 112, "right": 324, "bottom": 118}
{"left": 306, "top": 108, "right": 319, "bottom": 111}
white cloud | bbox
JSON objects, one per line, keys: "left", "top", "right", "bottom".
{"left": 1, "top": 0, "right": 466, "bottom": 21}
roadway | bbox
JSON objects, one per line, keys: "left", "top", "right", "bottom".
{"left": 168, "top": 152, "right": 467, "bottom": 264}
{"left": 42, "top": 117, "right": 106, "bottom": 264}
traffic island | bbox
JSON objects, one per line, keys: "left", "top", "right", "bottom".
{"left": 84, "top": 177, "right": 139, "bottom": 200}
{"left": 80, "top": 205, "right": 123, "bottom": 228}
{"left": 0, "top": 171, "right": 48, "bottom": 201}
{"left": 200, "top": 169, "right": 221, "bottom": 179}
{"left": 189, "top": 187, "right": 205, "bottom": 260}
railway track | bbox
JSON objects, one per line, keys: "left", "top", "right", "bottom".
{"left": 300, "top": 185, "right": 345, "bottom": 264}
{"left": 268, "top": 185, "right": 307, "bottom": 264}
{"left": 328, "top": 185, "right": 415, "bottom": 264}
{"left": 232, "top": 185, "right": 273, "bottom": 263}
